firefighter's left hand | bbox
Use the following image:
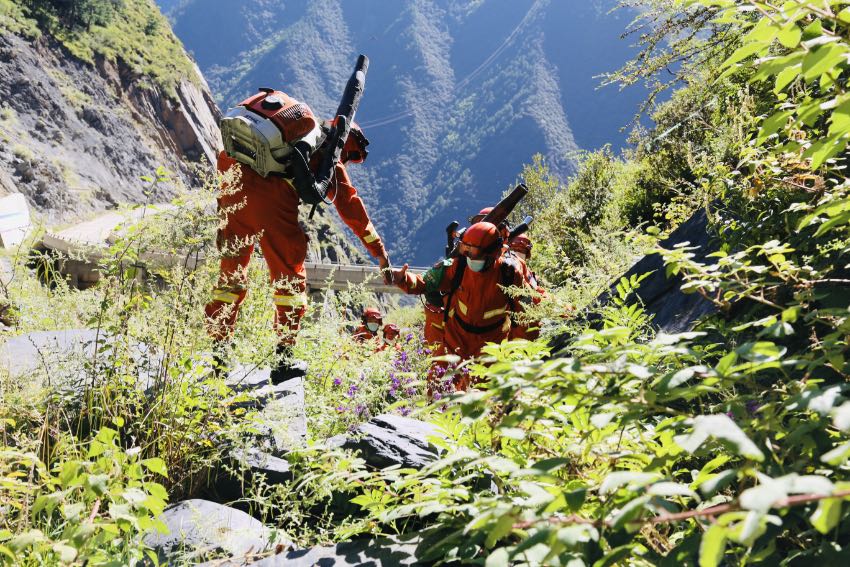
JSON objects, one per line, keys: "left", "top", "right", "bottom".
{"left": 378, "top": 254, "right": 392, "bottom": 284}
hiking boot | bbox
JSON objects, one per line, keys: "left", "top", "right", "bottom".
{"left": 270, "top": 344, "right": 307, "bottom": 384}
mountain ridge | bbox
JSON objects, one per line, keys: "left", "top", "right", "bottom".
{"left": 167, "top": 0, "right": 645, "bottom": 261}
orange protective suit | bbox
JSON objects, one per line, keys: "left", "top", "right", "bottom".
{"left": 397, "top": 255, "right": 532, "bottom": 389}
{"left": 353, "top": 325, "right": 379, "bottom": 342}
{"left": 205, "top": 151, "right": 387, "bottom": 345}
{"left": 423, "top": 301, "right": 445, "bottom": 346}
{"left": 508, "top": 254, "right": 546, "bottom": 340}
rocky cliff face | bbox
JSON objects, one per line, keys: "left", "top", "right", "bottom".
{"left": 0, "top": 29, "right": 220, "bottom": 222}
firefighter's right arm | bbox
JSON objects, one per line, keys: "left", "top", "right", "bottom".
{"left": 392, "top": 259, "right": 453, "bottom": 295}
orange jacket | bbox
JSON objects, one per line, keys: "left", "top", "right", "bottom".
{"left": 353, "top": 324, "right": 378, "bottom": 342}
{"left": 423, "top": 301, "right": 445, "bottom": 346}
{"left": 509, "top": 253, "right": 545, "bottom": 340}
{"left": 397, "top": 256, "right": 532, "bottom": 359}
{"left": 217, "top": 152, "right": 386, "bottom": 260}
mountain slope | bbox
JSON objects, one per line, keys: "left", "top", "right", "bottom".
{"left": 168, "top": 0, "right": 644, "bottom": 261}
{"left": 0, "top": 0, "right": 219, "bottom": 221}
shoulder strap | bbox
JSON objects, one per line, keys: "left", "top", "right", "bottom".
{"left": 500, "top": 257, "right": 519, "bottom": 326}
{"left": 443, "top": 257, "right": 467, "bottom": 323}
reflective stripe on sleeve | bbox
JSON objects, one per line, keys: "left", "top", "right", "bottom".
{"left": 457, "top": 300, "right": 468, "bottom": 316}
{"left": 273, "top": 293, "right": 308, "bottom": 307}
{"left": 431, "top": 321, "right": 444, "bottom": 330}
{"left": 212, "top": 289, "right": 240, "bottom": 303}
{"left": 362, "top": 223, "right": 379, "bottom": 244}
{"left": 483, "top": 306, "right": 508, "bottom": 320}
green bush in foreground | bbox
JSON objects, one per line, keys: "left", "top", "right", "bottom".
{"left": 261, "top": 1, "right": 850, "bottom": 565}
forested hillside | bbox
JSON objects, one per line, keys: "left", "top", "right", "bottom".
{"left": 3, "top": 1, "right": 850, "bottom": 566}
{"left": 163, "top": 0, "right": 645, "bottom": 261}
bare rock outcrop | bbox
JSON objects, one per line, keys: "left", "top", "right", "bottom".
{"left": 0, "top": 31, "right": 220, "bottom": 223}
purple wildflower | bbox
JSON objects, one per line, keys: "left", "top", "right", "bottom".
{"left": 333, "top": 377, "right": 342, "bottom": 387}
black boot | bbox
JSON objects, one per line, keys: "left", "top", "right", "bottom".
{"left": 269, "top": 344, "right": 307, "bottom": 385}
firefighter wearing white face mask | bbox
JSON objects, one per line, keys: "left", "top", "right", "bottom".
{"left": 354, "top": 307, "right": 383, "bottom": 341}
{"left": 390, "top": 222, "right": 534, "bottom": 388}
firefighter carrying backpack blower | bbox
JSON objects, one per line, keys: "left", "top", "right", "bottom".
{"left": 390, "top": 186, "right": 535, "bottom": 391}
{"left": 205, "top": 55, "right": 392, "bottom": 383}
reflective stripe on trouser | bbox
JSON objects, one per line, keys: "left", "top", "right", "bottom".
{"left": 205, "top": 287, "right": 248, "bottom": 342}
{"left": 273, "top": 292, "right": 308, "bottom": 345}
{"left": 205, "top": 154, "right": 310, "bottom": 345}
{"left": 273, "top": 293, "right": 307, "bottom": 308}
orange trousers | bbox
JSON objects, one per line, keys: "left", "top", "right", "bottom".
{"left": 204, "top": 155, "right": 308, "bottom": 345}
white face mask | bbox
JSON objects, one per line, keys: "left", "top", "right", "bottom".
{"left": 367, "top": 322, "right": 380, "bottom": 333}
{"left": 514, "top": 251, "right": 527, "bottom": 262}
{"left": 467, "top": 258, "right": 487, "bottom": 272}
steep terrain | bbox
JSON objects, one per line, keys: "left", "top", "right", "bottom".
{"left": 165, "top": 0, "right": 646, "bottom": 261}
{"left": 0, "top": 1, "right": 219, "bottom": 222}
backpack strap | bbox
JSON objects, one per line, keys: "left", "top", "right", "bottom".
{"left": 443, "top": 256, "right": 467, "bottom": 324}
{"left": 500, "top": 256, "right": 520, "bottom": 327}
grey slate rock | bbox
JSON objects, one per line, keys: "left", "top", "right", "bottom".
{"left": 231, "top": 448, "right": 291, "bottom": 484}
{"left": 210, "top": 533, "right": 425, "bottom": 566}
{"left": 0, "top": 328, "right": 101, "bottom": 379}
{"left": 210, "top": 448, "right": 293, "bottom": 503}
{"left": 144, "top": 499, "right": 279, "bottom": 565}
{"left": 229, "top": 367, "right": 307, "bottom": 454}
{"left": 341, "top": 414, "right": 442, "bottom": 470}
{"left": 611, "top": 208, "right": 718, "bottom": 333}
{"left": 550, "top": 208, "right": 719, "bottom": 355}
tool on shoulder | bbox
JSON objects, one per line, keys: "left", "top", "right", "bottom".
{"left": 445, "top": 183, "right": 528, "bottom": 258}
{"left": 445, "top": 221, "right": 459, "bottom": 257}
{"left": 220, "top": 55, "right": 370, "bottom": 219}
{"left": 508, "top": 215, "right": 533, "bottom": 241}
{"left": 308, "top": 54, "right": 369, "bottom": 219}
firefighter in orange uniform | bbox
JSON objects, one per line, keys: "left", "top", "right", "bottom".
{"left": 507, "top": 234, "right": 545, "bottom": 340}
{"left": 353, "top": 307, "right": 383, "bottom": 342}
{"left": 391, "top": 222, "right": 533, "bottom": 390}
{"left": 421, "top": 207, "right": 501, "bottom": 349}
{"left": 205, "top": 90, "right": 390, "bottom": 382}
{"left": 379, "top": 323, "right": 401, "bottom": 351}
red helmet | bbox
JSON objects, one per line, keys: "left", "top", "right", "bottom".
{"left": 510, "top": 234, "right": 533, "bottom": 257}
{"left": 459, "top": 222, "right": 502, "bottom": 260}
{"left": 383, "top": 324, "right": 400, "bottom": 340}
{"left": 329, "top": 118, "right": 369, "bottom": 164}
{"left": 236, "top": 89, "right": 319, "bottom": 142}
{"left": 362, "top": 307, "right": 383, "bottom": 323}
{"left": 469, "top": 207, "right": 493, "bottom": 224}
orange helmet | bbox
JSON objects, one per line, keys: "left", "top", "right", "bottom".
{"left": 459, "top": 222, "right": 502, "bottom": 261}
{"left": 510, "top": 234, "right": 533, "bottom": 258}
{"left": 383, "top": 323, "right": 400, "bottom": 340}
{"left": 362, "top": 306, "right": 383, "bottom": 322}
{"left": 469, "top": 206, "right": 493, "bottom": 224}
{"left": 329, "top": 118, "right": 369, "bottom": 164}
